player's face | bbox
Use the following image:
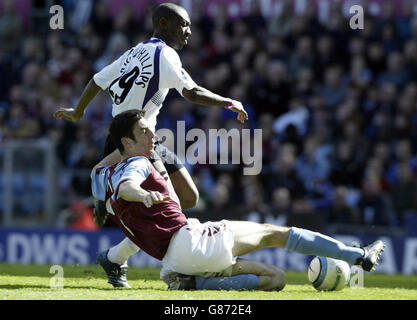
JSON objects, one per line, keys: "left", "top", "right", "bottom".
{"left": 131, "top": 118, "right": 155, "bottom": 158}
{"left": 170, "top": 10, "right": 192, "bottom": 50}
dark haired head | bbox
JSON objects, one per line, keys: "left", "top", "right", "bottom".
{"left": 151, "top": 3, "right": 191, "bottom": 50}
{"left": 109, "top": 110, "right": 146, "bottom": 154}
{"left": 152, "top": 3, "right": 184, "bottom": 29}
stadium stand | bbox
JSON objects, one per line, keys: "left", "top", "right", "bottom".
{"left": 1, "top": 0, "right": 416, "bottom": 235}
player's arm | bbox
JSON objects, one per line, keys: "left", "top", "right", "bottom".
{"left": 119, "top": 181, "right": 170, "bottom": 208}
{"left": 53, "top": 78, "right": 102, "bottom": 122}
{"left": 90, "top": 149, "right": 122, "bottom": 180}
{"left": 182, "top": 86, "right": 248, "bottom": 124}
{"left": 161, "top": 48, "right": 248, "bottom": 123}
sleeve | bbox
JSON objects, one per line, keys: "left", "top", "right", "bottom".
{"left": 116, "top": 157, "right": 151, "bottom": 193}
{"left": 93, "top": 49, "right": 131, "bottom": 90}
{"left": 91, "top": 166, "right": 110, "bottom": 201}
{"left": 159, "top": 47, "right": 197, "bottom": 96}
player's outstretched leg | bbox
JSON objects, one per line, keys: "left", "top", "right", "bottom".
{"left": 229, "top": 222, "right": 385, "bottom": 272}
{"left": 168, "top": 258, "right": 285, "bottom": 291}
{"left": 96, "top": 238, "right": 140, "bottom": 288}
{"left": 356, "top": 240, "right": 385, "bottom": 272}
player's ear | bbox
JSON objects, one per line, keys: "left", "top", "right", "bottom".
{"left": 121, "top": 137, "right": 131, "bottom": 150}
{"left": 159, "top": 17, "right": 169, "bottom": 30}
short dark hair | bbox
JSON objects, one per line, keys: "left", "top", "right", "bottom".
{"left": 152, "top": 3, "right": 184, "bottom": 28}
{"left": 109, "top": 110, "right": 146, "bottom": 154}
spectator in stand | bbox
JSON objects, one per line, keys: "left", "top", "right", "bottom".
{"left": 268, "top": 187, "right": 292, "bottom": 226}
{"left": 3, "top": 1, "right": 417, "bottom": 232}
{"left": 273, "top": 97, "right": 309, "bottom": 145}
{"left": 366, "top": 42, "right": 386, "bottom": 77}
{"left": 93, "top": 32, "right": 130, "bottom": 72}
{"left": 71, "top": 142, "right": 101, "bottom": 196}
{"left": 295, "top": 135, "right": 332, "bottom": 196}
{"left": 386, "top": 139, "right": 417, "bottom": 184}
{"left": 268, "top": 143, "right": 305, "bottom": 200}
{"left": 250, "top": 60, "right": 292, "bottom": 117}
{"left": 390, "top": 162, "right": 417, "bottom": 226}
{"left": 267, "top": 0, "right": 293, "bottom": 39}
{"left": 358, "top": 173, "right": 391, "bottom": 226}
{"left": 68, "top": 200, "right": 99, "bottom": 231}
{"left": 317, "top": 65, "right": 348, "bottom": 109}
{"left": 314, "top": 36, "right": 338, "bottom": 83}
{"left": 90, "top": 0, "right": 113, "bottom": 40}
{"left": 0, "top": 0, "right": 23, "bottom": 55}
{"left": 242, "top": 0, "right": 266, "bottom": 37}
{"left": 327, "top": 186, "right": 359, "bottom": 225}
{"left": 330, "top": 139, "right": 364, "bottom": 189}
{"left": 238, "top": 177, "right": 271, "bottom": 223}
{"left": 377, "top": 51, "right": 410, "bottom": 89}
{"left": 287, "top": 36, "right": 315, "bottom": 79}
{"left": 403, "top": 39, "right": 417, "bottom": 80}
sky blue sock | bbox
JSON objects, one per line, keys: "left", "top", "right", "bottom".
{"left": 284, "top": 227, "right": 364, "bottom": 265}
{"left": 195, "top": 274, "right": 259, "bottom": 291}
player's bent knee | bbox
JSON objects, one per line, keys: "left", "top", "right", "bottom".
{"left": 273, "top": 271, "right": 286, "bottom": 291}
{"left": 258, "top": 265, "right": 286, "bottom": 291}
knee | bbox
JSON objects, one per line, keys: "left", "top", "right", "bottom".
{"left": 261, "top": 265, "right": 286, "bottom": 291}
{"left": 180, "top": 189, "right": 199, "bottom": 209}
{"left": 271, "top": 269, "right": 286, "bottom": 291}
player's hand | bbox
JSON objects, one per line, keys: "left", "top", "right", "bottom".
{"left": 53, "top": 108, "right": 83, "bottom": 122}
{"left": 142, "top": 191, "right": 171, "bottom": 208}
{"left": 226, "top": 100, "right": 249, "bottom": 124}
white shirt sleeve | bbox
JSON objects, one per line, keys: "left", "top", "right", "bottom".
{"left": 120, "top": 157, "right": 151, "bottom": 186}
{"left": 91, "top": 166, "right": 110, "bottom": 201}
{"left": 159, "top": 47, "right": 197, "bottom": 96}
{"left": 93, "top": 50, "right": 131, "bottom": 90}
{"left": 92, "top": 157, "right": 151, "bottom": 201}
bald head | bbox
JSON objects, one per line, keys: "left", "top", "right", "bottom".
{"left": 152, "top": 3, "right": 188, "bottom": 29}
{"left": 152, "top": 2, "right": 191, "bottom": 50}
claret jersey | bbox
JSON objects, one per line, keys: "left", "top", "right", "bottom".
{"left": 91, "top": 156, "right": 187, "bottom": 260}
{"left": 93, "top": 38, "right": 197, "bottom": 132}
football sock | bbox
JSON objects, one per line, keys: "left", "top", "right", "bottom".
{"left": 107, "top": 238, "right": 140, "bottom": 265}
{"left": 284, "top": 227, "right": 364, "bottom": 265}
{"left": 195, "top": 274, "right": 259, "bottom": 291}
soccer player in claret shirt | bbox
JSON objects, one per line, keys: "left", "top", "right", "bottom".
{"left": 91, "top": 110, "right": 385, "bottom": 291}
{"left": 53, "top": 3, "right": 249, "bottom": 226}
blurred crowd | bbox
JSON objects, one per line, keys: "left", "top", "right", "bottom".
{"left": 1, "top": 0, "right": 417, "bottom": 230}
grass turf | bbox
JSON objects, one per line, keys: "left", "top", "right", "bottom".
{"left": 1, "top": 263, "right": 416, "bottom": 300}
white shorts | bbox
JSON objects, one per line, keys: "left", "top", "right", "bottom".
{"left": 160, "top": 218, "right": 236, "bottom": 284}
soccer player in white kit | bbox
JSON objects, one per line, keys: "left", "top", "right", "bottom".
{"left": 53, "top": 3, "right": 249, "bottom": 224}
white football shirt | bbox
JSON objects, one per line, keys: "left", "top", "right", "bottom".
{"left": 93, "top": 38, "right": 197, "bottom": 132}
{"left": 91, "top": 156, "right": 151, "bottom": 203}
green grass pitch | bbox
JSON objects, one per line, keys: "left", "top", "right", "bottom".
{"left": 1, "top": 263, "right": 416, "bottom": 300}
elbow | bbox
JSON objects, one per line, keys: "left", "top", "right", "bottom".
{"left": 118, "top": 183, "right": 129, "bottom": 201}
{"left": 183, "top": 86, "right": 200, "bottom": 103}
{"left": 90, "top": 164, "right": 100, "bottom": 180}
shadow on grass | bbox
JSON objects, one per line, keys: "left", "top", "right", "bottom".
{"left": 286, "top": 280, "right": 417, "bottom": 291}
{"left": 0, "top": 265, "right": 160, "bottom": 280}
{"left": 0, "top": 284, "right": 167, "bottom": 291}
